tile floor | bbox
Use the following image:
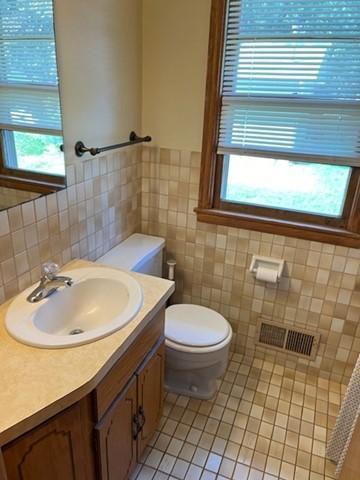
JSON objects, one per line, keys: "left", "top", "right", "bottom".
{"left": 132, "top": 353, "right": 347, "bottom": 480}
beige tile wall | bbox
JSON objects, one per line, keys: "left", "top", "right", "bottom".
{"left": 0, "top": 146, "right": 141, "bottom": 304}
{"left": 1, "top": 143, "right": 359, "bottom": 383}
{"left": 141, "top": 147, "right": 360, "bottom": 384}
{"left": 0, "top": 187, "right": 40, "bottom": 211}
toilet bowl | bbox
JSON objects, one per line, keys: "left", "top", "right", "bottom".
{"left": 97, "top": 233, "right": 233, "bottom": 399}
{"left": 165, "top": 304, "right": 232, "bottom": 399}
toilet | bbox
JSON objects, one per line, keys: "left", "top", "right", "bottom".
{"left": 97, "top": 233, "right": 232, "bottom": 399}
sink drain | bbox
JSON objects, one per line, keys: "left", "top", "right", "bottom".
{"left": 69, "top": 328, "right": 84, "bottom": 335}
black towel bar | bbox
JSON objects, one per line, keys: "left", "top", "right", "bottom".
{"left": 74, "top": 131, "right": 151, "bottom": 157}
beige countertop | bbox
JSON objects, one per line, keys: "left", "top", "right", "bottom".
{"left": 0, "top": 259, "right": 174, "bottom": 446}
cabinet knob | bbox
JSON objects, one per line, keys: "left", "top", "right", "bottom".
{"left": 132, "top": 407, "right": 146, "bottom": 440}
{"left": 138, "top": 406, "right": 146, "bottom": 429}
{"left": 133, "top": 414, "right": 140, "bottom": 440}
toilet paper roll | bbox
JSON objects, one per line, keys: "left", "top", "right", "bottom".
{"left": 255, "top": 266, "right": 278, "bottom": 283}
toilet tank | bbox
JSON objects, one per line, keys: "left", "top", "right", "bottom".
{"left": 96, "top": 233, "right": 165, "bottom": 277}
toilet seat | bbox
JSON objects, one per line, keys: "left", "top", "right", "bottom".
{"left": 165, "top": 304, "right": 232, "bottom": 353}
{"left": 165, "top": 335, "right": 232, "bottom": 354}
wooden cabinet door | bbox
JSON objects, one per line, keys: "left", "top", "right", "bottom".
{"left": 95, "top": 375, "right": 138, "bottom": 480}
{"left": 0, "top": 451, "right": 7, "bottom": 480}
{"left": 137, "top": 341, "right": 165, "bottom": 457}
{"left": 2, "top": 403, "right": 87, "bottom": 480}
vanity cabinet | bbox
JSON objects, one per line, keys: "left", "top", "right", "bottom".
{"left": 96, "top": 376, "right": 138, "bottom": 480}
{"left": 137, "top": 343, "right": 164, "bottom": 456}
{"left": 95, "top": 342, "right": 164, "bottom": 480}
{"left": 0, "top": 308, "right": 165, "bottom": 480}
{"left": 2, "top": 402, "right": 90, "bottom": 480}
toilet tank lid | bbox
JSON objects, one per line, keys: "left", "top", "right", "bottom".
{"left": 97, "top": 233, "right": 165, "bottom": 271}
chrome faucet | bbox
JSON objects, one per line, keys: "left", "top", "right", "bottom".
{"left": 27, "top": 262, "right": 73, "bottom": 303}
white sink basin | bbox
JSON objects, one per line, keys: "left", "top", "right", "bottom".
{"left": 5, "top": 267, "right": 143, "bottom": 348}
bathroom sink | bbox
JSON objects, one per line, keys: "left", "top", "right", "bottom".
{"left": 5, "top": 267, "right": 143, "bottom": 348}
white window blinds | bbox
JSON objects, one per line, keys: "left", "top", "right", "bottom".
{"left": 0, "top": 0, "right": 62, "bottom": 134}
{"left": 218, "top": 0, "right": 360, "bottom": 167}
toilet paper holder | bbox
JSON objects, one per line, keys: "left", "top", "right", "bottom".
{"left": 249, "top": 255, "right": 285, "bottom": 282}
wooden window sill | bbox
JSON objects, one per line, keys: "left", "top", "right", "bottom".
{"left": 0, "top": 174, "right": 65, "bottom": 194}
{"left": 195, "top": 207, "right": 360, "bottom": 248}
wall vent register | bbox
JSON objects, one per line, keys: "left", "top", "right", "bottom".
{"left": 255, "top": 317, "right": 320, "bottom": 360}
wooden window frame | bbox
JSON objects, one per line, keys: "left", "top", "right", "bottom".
{"left": 0, "top": 130, "right": 65, "bottom": 194}
{"left": 196, "top": 0, "right": 360, "bottom": 248}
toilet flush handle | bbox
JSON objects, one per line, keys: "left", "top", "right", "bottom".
{"left": 167, "top": 259, "right": 176, "bottom": 281}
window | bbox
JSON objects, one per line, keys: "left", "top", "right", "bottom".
{"left": 197, "top": 0, "right": 360, "bottom": 247}
{"left": 0, "top": 0, "right": 65, "bottom": 192}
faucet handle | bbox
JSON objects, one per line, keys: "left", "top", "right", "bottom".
{"left": 42, "top": 262, "right": 59, "bottom": 280}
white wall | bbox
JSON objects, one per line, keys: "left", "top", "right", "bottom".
{"left": 54, "top": 0, "right": 142, "bottom": 163}
{"left": 54, "top": 0, "right": 211, "bottom": 159}
{"left": 142, "top": 0, "right": 211, "bottom": 152}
